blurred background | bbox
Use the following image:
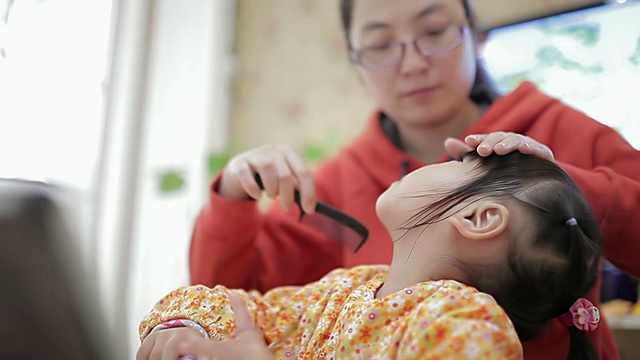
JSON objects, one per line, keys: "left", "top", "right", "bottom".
{"left": 0, "top": 0, "right": 639, "bottom": 358}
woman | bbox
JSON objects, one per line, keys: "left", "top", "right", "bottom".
{"left": 189, "top": 0, "right": 640, "bottom": 358}
{"left": 142, "top": 153, "right": 602, "bottom": 360}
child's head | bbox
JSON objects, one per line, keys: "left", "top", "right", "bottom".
{"left": 376, "top": 152, "right": 602, "bottom": 358}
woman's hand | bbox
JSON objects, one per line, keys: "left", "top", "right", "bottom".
{"left": 219, "top": 144, "right": 316, "bottom": 213}
{"left": 444, "top": 132, "right": 555, "bottom": 162}
{"left": 176, "top": 292, "right": 274, "bottom": 360}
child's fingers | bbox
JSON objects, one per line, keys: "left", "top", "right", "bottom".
{"left": 136, "top": 334, "right": 154, "bottom": 360}
{"left": 230, "top": 291, "right": 259, "bottom": 338}
{"left": 175, "top": 292, "right": 271, "bottom": 360}
{"left": 177, "top": 338, "right": 217, "bottom": 360}
{"left": 178, "top": 336, "right": 272, "bottom": 360}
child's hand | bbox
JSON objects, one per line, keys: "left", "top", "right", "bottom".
{"left": 136, "top": 327, "right": 205, "bottom": 360}
{"left": 445, "top": 132, "right": 555, "bottom": 162}
{"left": 176, "top": 291, "right": 274, "bottom": 360}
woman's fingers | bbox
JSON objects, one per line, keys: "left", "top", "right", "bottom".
{"left": 273, "top": 159, "right": 297, "bottom": 212}
{"left": 282, "top": 146, "right": 316, "bottom": 214}
{"left": 464, "top": 133, "right": 555, "bottom": 161}
{"left": 219, "top": 145, "right": 317, "bottom": 213}
{"left": 444, "top": 137, "right": 473, "bottom": 160}
{"left": 469, "top": 132, "right": 511, "bottom": 156}
{"left": 234, "top": 162, "right": 263, "bottom": 200}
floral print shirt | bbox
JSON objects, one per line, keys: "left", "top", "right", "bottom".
{"left": 139, "top": 265, "right": 522, "bottom": 359}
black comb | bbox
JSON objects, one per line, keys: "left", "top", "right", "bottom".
{"left": 255, "top": 174, "right": 368, "bottom": 253}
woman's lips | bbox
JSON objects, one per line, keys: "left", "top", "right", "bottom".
{"left": 403, "top": 86, "right": 438, "bottom": 100}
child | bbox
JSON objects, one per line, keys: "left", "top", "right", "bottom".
{"left": 138, "top": 152, "right": 602, "bottom": 360}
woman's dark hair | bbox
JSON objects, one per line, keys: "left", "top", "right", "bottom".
{"left": 338, "top": 0, "right": 498, "bottom": 105}
{"left": 401, "top": 152, "right": 602, "bottom": 360}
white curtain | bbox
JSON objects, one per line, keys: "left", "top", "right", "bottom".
{"left": 93, "top": 0, "right": 236, "bottom": 356}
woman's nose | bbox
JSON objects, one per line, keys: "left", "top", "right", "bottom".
{"left": 399, "top": 42, "right": 430, "bottom": 75}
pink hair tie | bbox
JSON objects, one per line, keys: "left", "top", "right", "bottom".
{"left": 558, "top": 298, "right": 600, "bottom": 331}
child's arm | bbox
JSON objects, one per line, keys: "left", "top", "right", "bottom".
{"left": 139, "top": 267, "right": 379, "bottom": 343}
{"left": 137, "top": 292, "right": 275, "bottom": 360}
{"left": 138, "top": 284, "right": 248, "bottom": 341}
{"left": 138, "top": 274, "right": 335, "bottom": 343}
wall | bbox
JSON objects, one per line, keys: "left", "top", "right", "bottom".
{"left": 471, "top": 0, "right": 604, "bottom": 30}
{"left": 228, "top": 0, "right": 374, "bottom": 164}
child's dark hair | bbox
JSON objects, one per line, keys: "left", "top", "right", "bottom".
{"left": 402, "top": 152, "right": 602, "bottom": 360}
{"left": 338, "top": 0, "right": 498, "bottom": 105}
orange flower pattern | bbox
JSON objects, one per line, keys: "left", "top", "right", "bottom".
{"left": 139, "top": 265, "right": 523, "bottom": 359}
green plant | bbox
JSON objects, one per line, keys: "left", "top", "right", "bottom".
{"left": 158, "top": 171, "right": 186, "bottom": 193}
{"left": 208, "top": 152, "right": 232, "bottom": 178}
{"left": 155, "top": 152, "right": 232, "bottom": 194}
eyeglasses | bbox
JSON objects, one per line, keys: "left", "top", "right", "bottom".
{"left": 350, "top": 25, "right": 469, "bottom": 70}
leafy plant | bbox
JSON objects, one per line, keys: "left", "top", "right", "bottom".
{"left": 303, "top": 144, "right": 330, "bottom": 165}
{"left": 158, "top": 171, "right": 185, "bottom": 193}
{"left": 155, "top": 152, "right": 232, "bottom": 194}
{"left": 208, "top": 152, "right": 232, "bottom": 177}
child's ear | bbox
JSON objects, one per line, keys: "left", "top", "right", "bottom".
{"left": 448, "top": 202, "right": 510, "bottom": 240}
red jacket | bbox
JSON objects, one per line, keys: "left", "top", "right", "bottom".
{"left": 190, "top": 82, "right": 640, "bottom": 359}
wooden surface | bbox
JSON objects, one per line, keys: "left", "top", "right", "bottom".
{"left": 612, "top": 328, "right": 640, "bottom": 360}
{"left": 605, "top": 315, "right": 640, "bottom": 360}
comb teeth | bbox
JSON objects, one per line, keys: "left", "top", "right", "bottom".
{"left": 299, "top": 212, "right": 367, "bottom": 252}
{"left": 254, "top": 174, "right": 368, "bottom": 252}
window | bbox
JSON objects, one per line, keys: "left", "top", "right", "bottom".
{"left": 0, "top": 0, "right": 113, "bottom": 240}
{"left": 482, "top": 1, "right": 640, "bottom": 148}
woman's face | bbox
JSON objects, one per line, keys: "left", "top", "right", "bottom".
{"left": 376, "top": 157, "right": 479, "bottom": 230}
{"left": 349, "top": 0, "right": 477, "bottom": 127}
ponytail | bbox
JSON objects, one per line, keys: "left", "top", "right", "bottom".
{"left": 559, "top": 217, "right": 601, "bottom": 360}
{"left": 558, "top": 297, "right": 600, "bottom": 360}
{"left": 567, "top": 327, "right": 598, "bottom": 360}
